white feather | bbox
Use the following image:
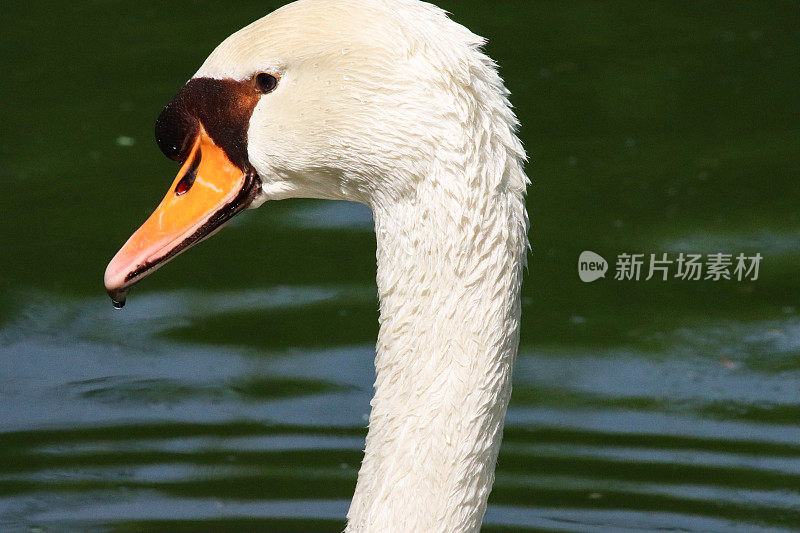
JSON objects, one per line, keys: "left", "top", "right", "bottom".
{"left": 196, "top": 1, "right": 528, "bottom": 530}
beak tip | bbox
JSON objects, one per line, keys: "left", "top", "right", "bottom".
{"left": 105, "top": 260, "right": 130, "bottom": 309}
{"left": 106, "top": 283, "right": 130, "bottom": 309}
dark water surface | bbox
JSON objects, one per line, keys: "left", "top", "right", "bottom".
{"left": 2, "top": 1, "right": 799, "bottom": 531}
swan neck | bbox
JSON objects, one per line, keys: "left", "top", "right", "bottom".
{"left": 346, "top": 158, "right": 527, "bottom": 531}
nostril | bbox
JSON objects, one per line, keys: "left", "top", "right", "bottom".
{"left": 174, "top": 147, "right": 202, "bottom": 196}
{"left": 175, "top": 174, "right": 194, "bottom": 196}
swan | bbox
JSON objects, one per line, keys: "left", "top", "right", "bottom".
{"left": 104, "top": 0, "right": 528, "bottom": 530}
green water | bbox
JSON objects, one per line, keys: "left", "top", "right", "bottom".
{"left": 2, "top": 1, "right": 799, "bottom": 531}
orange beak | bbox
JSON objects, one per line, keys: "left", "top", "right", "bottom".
{"left": 104, "top": 127, "right": 260, "bottom": 307}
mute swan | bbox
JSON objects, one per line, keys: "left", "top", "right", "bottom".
{"left": 104, "top": 0, "right": 528, "bottom": 530}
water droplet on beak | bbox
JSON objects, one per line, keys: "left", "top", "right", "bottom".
{"left": 108, "top": 287, "right": 129, "bottom": 309}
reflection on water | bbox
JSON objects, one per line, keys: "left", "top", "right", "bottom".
{"left": 2, "top": 0, "right": 798, "bottom": 531}
{"left": 1, "top": 289, "right": 798, "bottom": 532}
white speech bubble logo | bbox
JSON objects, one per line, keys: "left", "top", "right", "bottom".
{"left": 578, "top": 251, "right": 608, "bottom": 282}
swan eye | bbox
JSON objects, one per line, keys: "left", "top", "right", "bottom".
{"left": 255, "top": 73, "right": 278, "bottom": 93}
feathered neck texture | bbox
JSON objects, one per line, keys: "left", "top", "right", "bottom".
{"left": 347, "top": 39, "right": 528, "bottom": 532}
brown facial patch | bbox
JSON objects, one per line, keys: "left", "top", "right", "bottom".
{"left": 154, "top": 77, "right": 261, "bottom": 170}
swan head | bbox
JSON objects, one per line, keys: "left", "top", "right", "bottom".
{"left": 104, "top": 0, "right": 495, "bottom": 306}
